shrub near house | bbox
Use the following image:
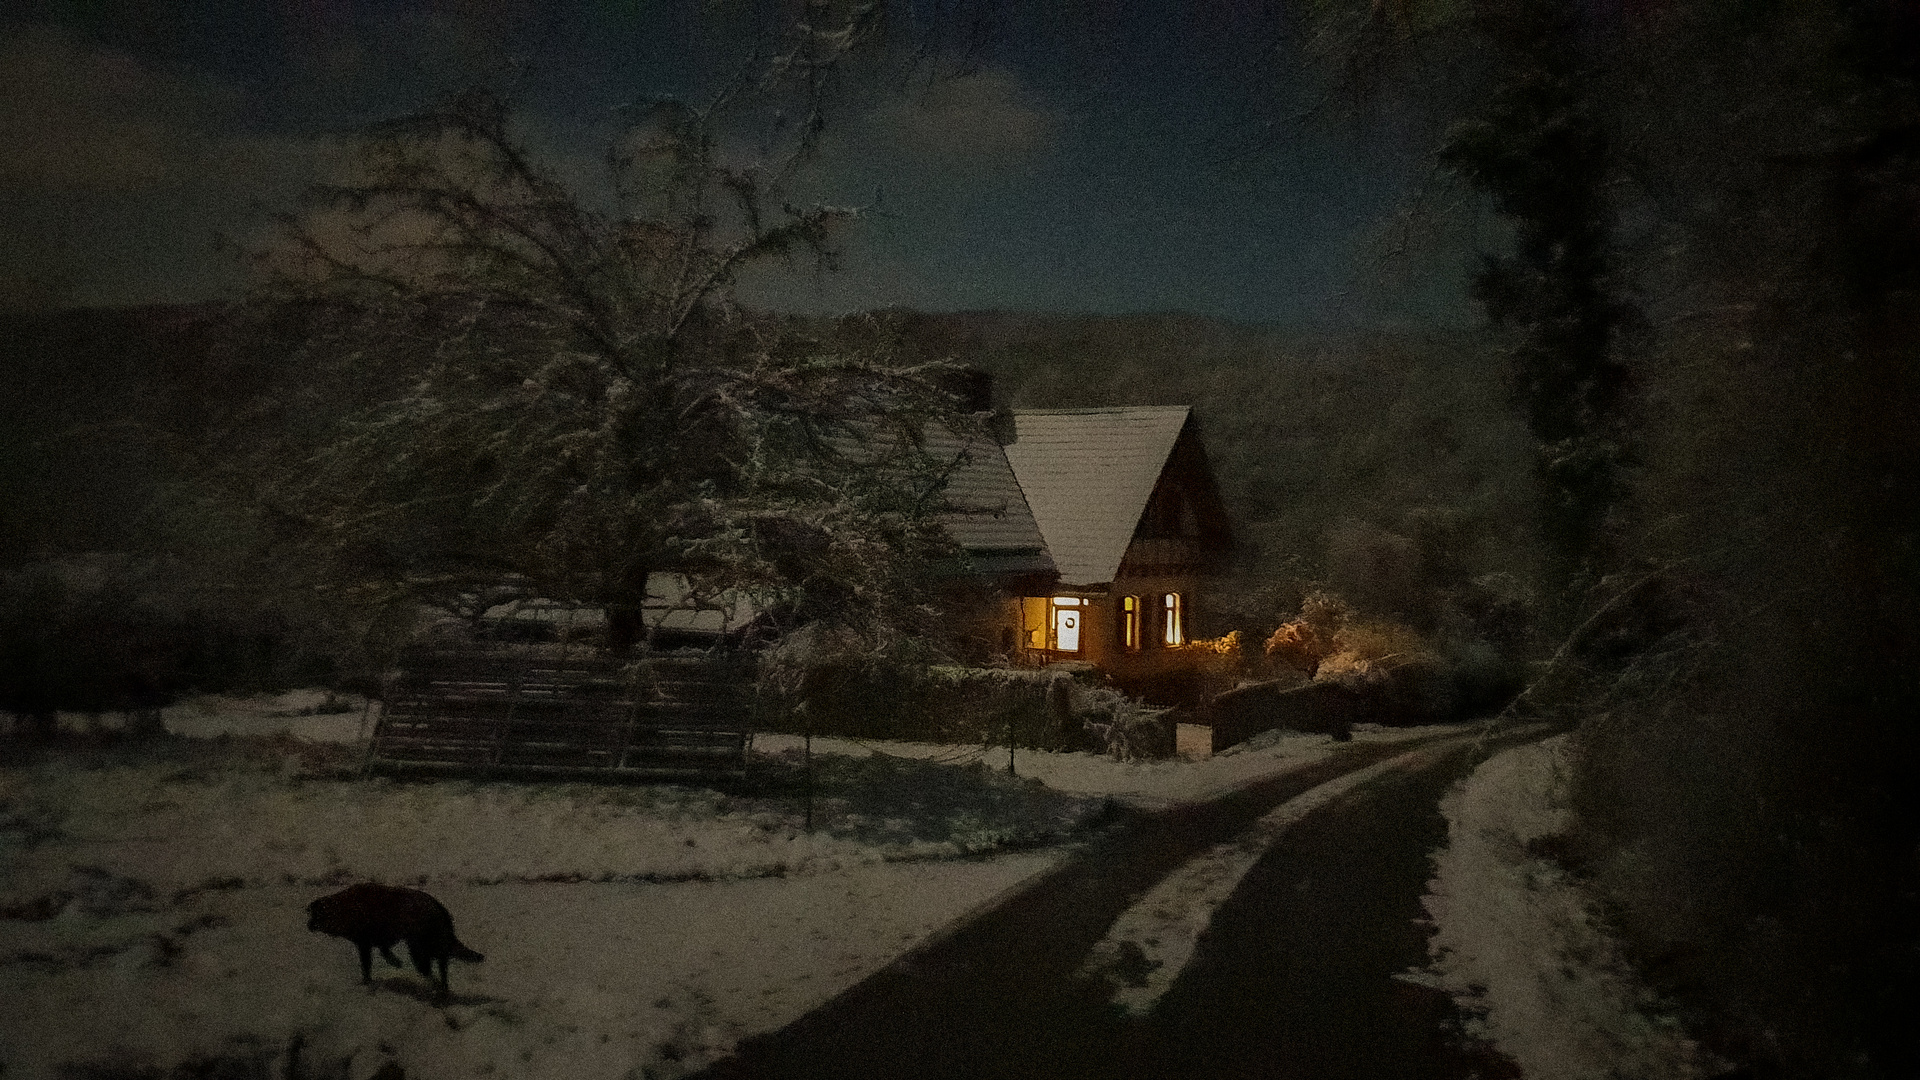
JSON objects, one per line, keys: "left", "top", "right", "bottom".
{"left": 758, "top": 657, "right": 1171, "bottom": 759}
{"left": 1202, "top": 596, "right": 1465, "bottom": 750}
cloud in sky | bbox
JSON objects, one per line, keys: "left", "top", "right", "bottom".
{"left": 0, "top": 12, "right": 1454, "bottom": 325}
{"left": 0, "top": 24, "right": 222, "bottom": 192}
{"left": 0, "top": 23, "right": 347, "bottom": 305}
{"left": 0, "top": 24, "right": 337, "bottom": 194}
{"left": 280, "top": 0, "right": 555, "bottom": 119}
{"left": 863, "top": 67, "right": 1061, "bottom": 167}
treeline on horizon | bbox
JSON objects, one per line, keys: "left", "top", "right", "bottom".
{"left": 836, "top": 307, "right": 1546, "bottom": 638}
{"left": 0, "top": 300, "right": 1539, "bottom": 705}
{"left": 3, "top": 303, "right": 1541, "bottom": 615}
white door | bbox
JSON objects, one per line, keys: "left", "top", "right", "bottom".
{"left": 1053, "top": 605, "right": 1080, "bottom": 652}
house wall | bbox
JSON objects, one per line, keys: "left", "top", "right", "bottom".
{"left": 1095, "top": 572, "right": 1207, "bottom": 676}
{"left": 1007, "top": 572, "right": 1227, "bottom": 702}
{"left": 947, "top": 593, "right": 1056, "bottom": 665}
{"left": 975, "top": 405, "right": 1230, "bottom": 697}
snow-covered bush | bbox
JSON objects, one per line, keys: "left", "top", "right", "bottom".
{"left": 756, "top": 658, "right": 1171, "bottom": 756}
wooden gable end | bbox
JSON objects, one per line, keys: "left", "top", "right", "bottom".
{"left": 1115, "top": 418, "right": 1232, "bottom": 578}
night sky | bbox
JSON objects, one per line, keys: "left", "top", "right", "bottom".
{"left": 1, "top": 1, "right": 1479, "bottom": 325}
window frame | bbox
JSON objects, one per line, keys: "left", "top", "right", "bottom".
{"left": 1162, "top": 592, "right": 1184, "bottom": 647}
{"left": 1120, "top": 595, "right": 1141, "bottom": 651}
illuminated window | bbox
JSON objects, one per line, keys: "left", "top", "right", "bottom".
{"left": 1051, "top": 596, "right": 1082, "bottom": 652}
{"left": 1162, "top": 592, "right": 1184, "bottom": 646}
{"left": 1022, "top": 596, "right": 1047, "bottom": 649}
{"left": 1121, "top": 595, "right": 1141, "bottom": 651}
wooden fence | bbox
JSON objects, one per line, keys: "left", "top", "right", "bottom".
{"left": 366, "top": 646, "right": 757, "bottom": 780}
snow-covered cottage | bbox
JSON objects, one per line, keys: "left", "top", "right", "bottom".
{"left": 471, "top": 379, "right": 1235, "bottom": 703}
{"left": 943, "top": 397, "right": 1234, "bottom": 700}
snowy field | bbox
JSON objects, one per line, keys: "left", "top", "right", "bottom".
{"left": 1, "top": 693, "right": 1449, "bottom": 1080}
{"left": 4, "top": 694, "right": 1712, "bottom": 1080}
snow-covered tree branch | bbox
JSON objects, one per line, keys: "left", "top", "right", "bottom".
{"left": 224, "top": 13, "right": 981, "bottom": 652}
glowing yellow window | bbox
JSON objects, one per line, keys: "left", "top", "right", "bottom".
{"left": 1162, "top": 592, "right": 1184, "bottom": 646}
{"left": 1052, "top": 596, "right": 1083, "bottom": 652}
{"left": 1021, "top": 596, "right": 1047, "bottom": 649}
{"left": 1121, "top": 595, "right": 1141, "bottom": 650}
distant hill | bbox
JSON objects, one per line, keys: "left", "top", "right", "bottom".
{"left": 818, "top": 309, "right": 1542, "bottom": 625}
{"left": 4, "top": 303, "right": 1543, "bottom": 630}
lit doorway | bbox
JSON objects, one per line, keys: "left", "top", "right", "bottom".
{"left": 1052, "top": 597, "right": 1082, "bottom": 652}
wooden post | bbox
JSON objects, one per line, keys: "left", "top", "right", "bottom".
{"left": 490, "top": 646, "right": 521, "bottom": 767}
{"left": 615, "top": 655, "right": 641, "bottom": 771}
{"left": 743, "top": 664, "right": 757, "bottom": 780}
{"left": 803, "top": 716, "right": 814, "bottom": 832}
{"left": 359, "top": 664, "right": 392, "bottom": 778}
{"left": 354, "top": 696, "right": 377, "bottom": 776}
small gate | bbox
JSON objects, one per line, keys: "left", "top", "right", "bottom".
{"left": 366, "top": 646, "right": 756, "bottom": 780}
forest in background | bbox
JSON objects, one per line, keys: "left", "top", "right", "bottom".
{"left": 3, "top": 304, "right": 1541, "bottom": 635}
{"left": 842, "top": 308, "right": 1543, "bottom": 637}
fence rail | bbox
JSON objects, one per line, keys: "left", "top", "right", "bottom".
{"left": 367, "top": 646, "right": 756, "bottom": 780}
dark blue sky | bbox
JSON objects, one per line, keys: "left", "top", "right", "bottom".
{"left": 0, "top": 0, "right": 1479, "bottom": 325}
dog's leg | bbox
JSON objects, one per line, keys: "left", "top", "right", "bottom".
{"left": 407, "top": 939, "right": 434, "bottom": 981}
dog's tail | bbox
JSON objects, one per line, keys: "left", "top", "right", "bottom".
{"left": 449, "top": 937, "right": 484, "bottom": 963}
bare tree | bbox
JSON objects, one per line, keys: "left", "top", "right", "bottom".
{"left": 225, "top": 4, "right": 981, "bottom": 653}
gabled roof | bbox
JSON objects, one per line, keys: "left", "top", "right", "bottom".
{"left": 935, "top": 427, "right": 1057, "bottom": 580}
{"left": 1001, "top": 406, "right": 1193, "bottom": 586}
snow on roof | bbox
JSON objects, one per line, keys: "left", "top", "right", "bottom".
{"left": 1001, "top": 406, "right": 1192, "bottom": 587}
{"left": 933, "top": 427, "right": 1058, "bottom": 579}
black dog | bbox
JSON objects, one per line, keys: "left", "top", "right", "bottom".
{"left": 307, "top": 883, "right": 483, "bottom": 995}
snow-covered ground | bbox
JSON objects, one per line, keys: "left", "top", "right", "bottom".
{"left": 1405, "top": 733, "right": 1728, "bottom": 1079}
{"left": 0, "top": 694, "right": 1446, "bottom": 1080}
{"left": 755, "top": 720, "right": 1460, "bottom": 807}
{"left": 3, "top": 695, "right": 1708, "bottom": 1080}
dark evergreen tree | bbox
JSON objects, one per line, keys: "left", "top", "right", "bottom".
{"left": 1438, "top": 0, "right": 1635, "bottom": 609}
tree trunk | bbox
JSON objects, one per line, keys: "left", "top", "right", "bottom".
{"left": 604, "top": 563, "right": 654, "bottom": 654}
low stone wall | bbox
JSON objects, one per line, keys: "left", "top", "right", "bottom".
{"left": 1205, "top": 678, "right": 1373, "bottom": 750}
{"left": 1203, "top": 659, "right": 1468, "bottom": 750}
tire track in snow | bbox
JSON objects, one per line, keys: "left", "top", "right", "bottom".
{"left": 1077, "top": 733, "right": 1488, "bottom": 1016}
{"left": 696, "top": 729, "right": 1503, "bottom": 1080}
